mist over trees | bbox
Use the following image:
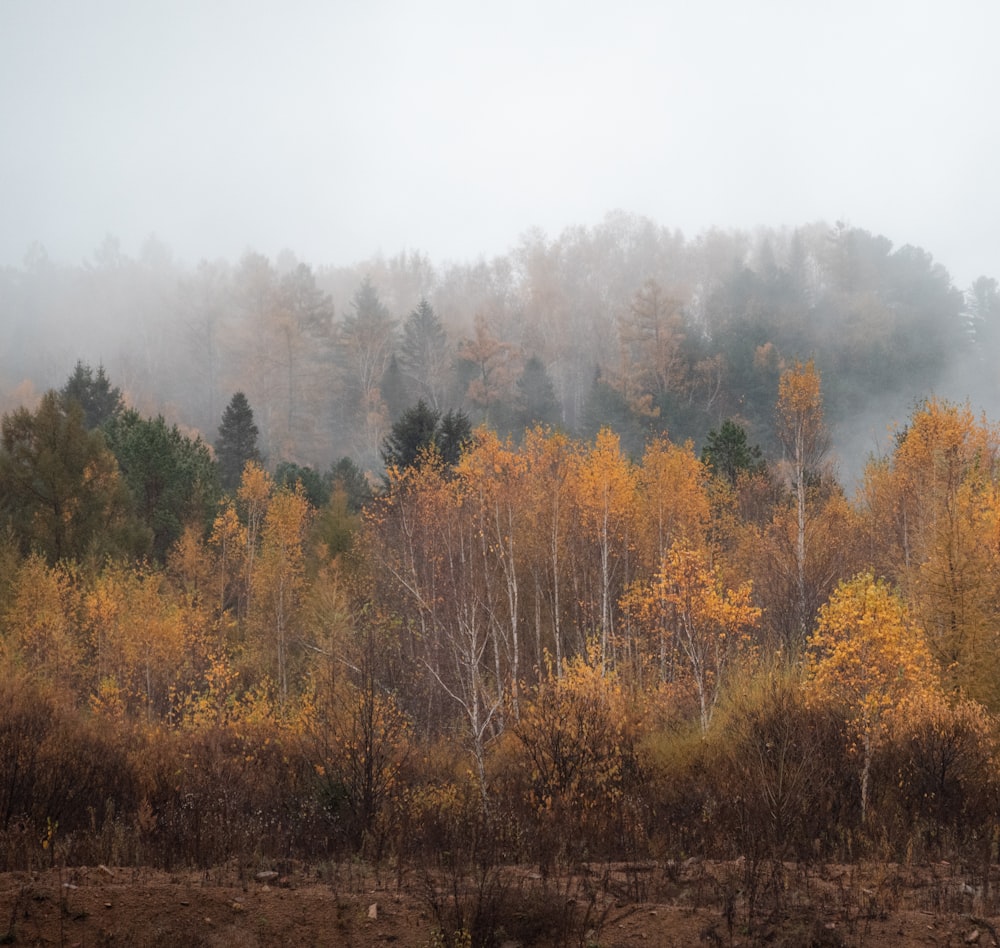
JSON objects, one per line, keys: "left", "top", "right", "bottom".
{"left": 3, "top": 214, "right": 995, "bottom": 478}
{"left": 4, "top": 215, "right": 1000, "bottom": 902}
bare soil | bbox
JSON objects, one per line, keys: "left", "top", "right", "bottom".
{"left": 1, "top": 859, "right": 998, "bottom": 947}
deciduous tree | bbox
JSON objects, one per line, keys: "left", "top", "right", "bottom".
{"left": 805, "top": 572, "right": 939, "bottom": 821}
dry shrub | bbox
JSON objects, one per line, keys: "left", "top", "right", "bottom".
{"left": 877, "top": 692, "right": 999, "bottom": 864}
{"left": 496, "top": 656, "right": 647, "bottom": 868}
{"left": 0, "top": 672, "right": 140, "bottom": 869}
{"left": 138, "top": 723, "right": 321, "bottom": 869}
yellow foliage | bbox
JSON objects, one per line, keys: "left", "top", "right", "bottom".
{"left": 1, "top": 555, "right": 82, "bottom": 694}
{"left": 806, "top": 571, "right": 941, "bottom": 818}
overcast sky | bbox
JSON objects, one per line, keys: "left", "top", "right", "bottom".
{"left": 1, "top": 0, "right": 997, "bottom": 286}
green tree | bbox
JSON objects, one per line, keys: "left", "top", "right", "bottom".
{"left": 380, "top": 400, "right": 471, "bottom": 473}
{"left": 59, "top": 360, "right": 124, "bottom": 430}
{"left": 0, "top": 392, "right": 141, "bottom": 562}
{"left": 274, "top": 461, "right": 328, "bottom": 509}
{"left": 327, "top": 457, "right": 373, "bottom": 513}
{"left": 701, "top": 419, "right": 765, "bottom": 485}
{"left": 216, "top": 392, "right": 262, "bottom": 491}
{"left": 103, "top": 409, "right": 220, "bottom": 560}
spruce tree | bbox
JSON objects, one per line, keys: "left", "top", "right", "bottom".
{"left": 216, "top": 392, "right": 261, "bottom": 490}
{"left": 59, "top": 360, "right": 124, "bottom": 430}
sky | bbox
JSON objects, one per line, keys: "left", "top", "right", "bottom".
{"left": 1, "top": 0, "right": 998, "bottom": 287}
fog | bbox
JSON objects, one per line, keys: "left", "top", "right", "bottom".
{"left": 1, "top": 1, "right": 997, "bottom": 286}
{"left": 3, "top": 2, "right": 1000, "bottom": 486}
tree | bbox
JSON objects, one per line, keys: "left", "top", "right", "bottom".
{"left": 380, "top": 400, "right": 440, "bottom": 472}
{"left": 59, "top": 361, "right": 124, "bottom": 430}
{"left": 573, "top": 428, "right": 637, "bottom": 665}
{"left": 776, "top": 359, "right": 830, "bottom": 646}
{"left": 274, "top": 461, "right": 328, "bottom": 509}
{"left": 806, "top": 572, "right": 939, "bottom": 821}
{"left": 250, "top": 485, "right": 312, "bottom": 706}
{"left": 103, "top": 409, "right": 220, "bottom": 560}
{"left": 327, "top": 457, "right": 373, "bottom": 514}
{"left": 861, "top": 398, "right": 1000, "bottom": 707}
{"left": 701, "top": 419, "right": 765, "bottom": 486}
{"left": 2, "top": 555, "right": 84, "bottom": 695}
{"left": 216, "top": 392, "right": 261, "bottom": 491}
{"left": 622, "top": 542, "right": 760, "bottom": 730}
{"left": 0, "top": 392, "right": 141, "bottom": 563}
{"left": 512, "top": 355, "right": 561, "bottom": 432}
{"left": 457, "top": 313, "right": 518, "bottom": 424}
{"left": 380, "top": 400, "right": 471, "bottom": 473}
{"left": 613, "top": 278, "right": 687, "bottom": 410}
{"left": 339, "top": 277, "right": 397, "bottom": 466}
{"left": 398, "top": 298, "right": 451, "bottom": 410}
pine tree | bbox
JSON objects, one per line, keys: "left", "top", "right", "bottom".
{"left": 59, "top": 360, "right": 124, "bottom": 430}
{"left": 216, "top": 392, "right": 262, "bottom": 490}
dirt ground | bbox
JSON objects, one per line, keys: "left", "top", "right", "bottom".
{"left": 2, "top": 859, "right": 999, "bottom": 947}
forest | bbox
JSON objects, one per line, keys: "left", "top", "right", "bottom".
{"left": 3, "top": 214, "right": 1000, "bottom": 943}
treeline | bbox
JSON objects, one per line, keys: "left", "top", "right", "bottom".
{"left": 3, "top": 214, "right": 999, "bottom": 475}
{"left": 2, "top": 352, "right": 1000, "bottom": 916}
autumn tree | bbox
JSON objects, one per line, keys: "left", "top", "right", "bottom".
{"left": 84, "top": 562, "right": 196, "bottom": 720}
{"left": 1, "top": 555, "right": 83, "bottom": 696}
{"left": 249, "top": 484, "right": 312, "bottom": 707}
{"left": 860, "top": 399, "right": 1000, "bottom": 707}
{"left": 622, "top": 542, "right": 760, "bottom": 730}
{"left": 634, "top": 435, "right": 710, "bottom": 574}
{"left": 572, "top": 428, "right": 637, "bottom": 666}
{"left": 776, "top": 359, "right": 830, "bottom": 645}
{"left": 805, "top": 572, "right": 940, "bottom": 821}
{"left": 520, "top": 426, "right": 579, "bottom": 671}
{"left": 613, "top": 277, "right": 687, "bottom": 415}
{"left": 510, "top": 654, "right": 640, "bottom": 860}
{"left": 457, "top": 313, "right": 519, "bottom": 425}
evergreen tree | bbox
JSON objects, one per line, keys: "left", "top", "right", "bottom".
{"left": 59, "top": 360, "right": 124, "bottom": 430}
{"left": 380, "top": 354, "right": 410, "bottom": 423}
{"left": 436, "top": 408, "right": 472, "bottom": 466}
{"left": 701, "top": 419, "right": 765, "bottom": 485}
{"left": 104, "top": 409, "right": 220, "bottom": 559}
{"left": 380, "top": 399, "right": 440, "bottom": 471}
{"left": 327, "top": 456, "right": 373, "bottom": 513}
{"left": 399, "top": 298, "right": 450, "bottom": 409}
{"left": 216, "top": 392, "right": 262, "bottom": 490}
{"left": 513, "top": 354, "right": 561, "bottom": 432}
{"left": 0, "top": 392, "right": 143, "bottom": 562}
{"left": 275, "top": 461, "right": 328, "bottom": 509}
{"left": 380, "top": 400, "right": 472, "bottom": 472}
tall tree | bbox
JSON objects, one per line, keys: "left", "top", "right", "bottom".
{"left": 806, "top": 572, "right": 940, "bottom": 821}
{"left": 216, "top": 392, "right": 261, "bottom": 491}
{"left": 340, "top": 277, "right": 397, "bottom": 466}
{"left": 776, "top": 359, "right": 830, "bottom": 645}
{"left": 512, "top": 355, "right": 561, "bottom": 432}
{"left": 0, "top": 392, "right": 140, "bottom": 562}
{"left": 398, "top": 298, "right": 451, "bottom": 410}
{"left": 59, "top": 361, "right": 124, "bottom": 430}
